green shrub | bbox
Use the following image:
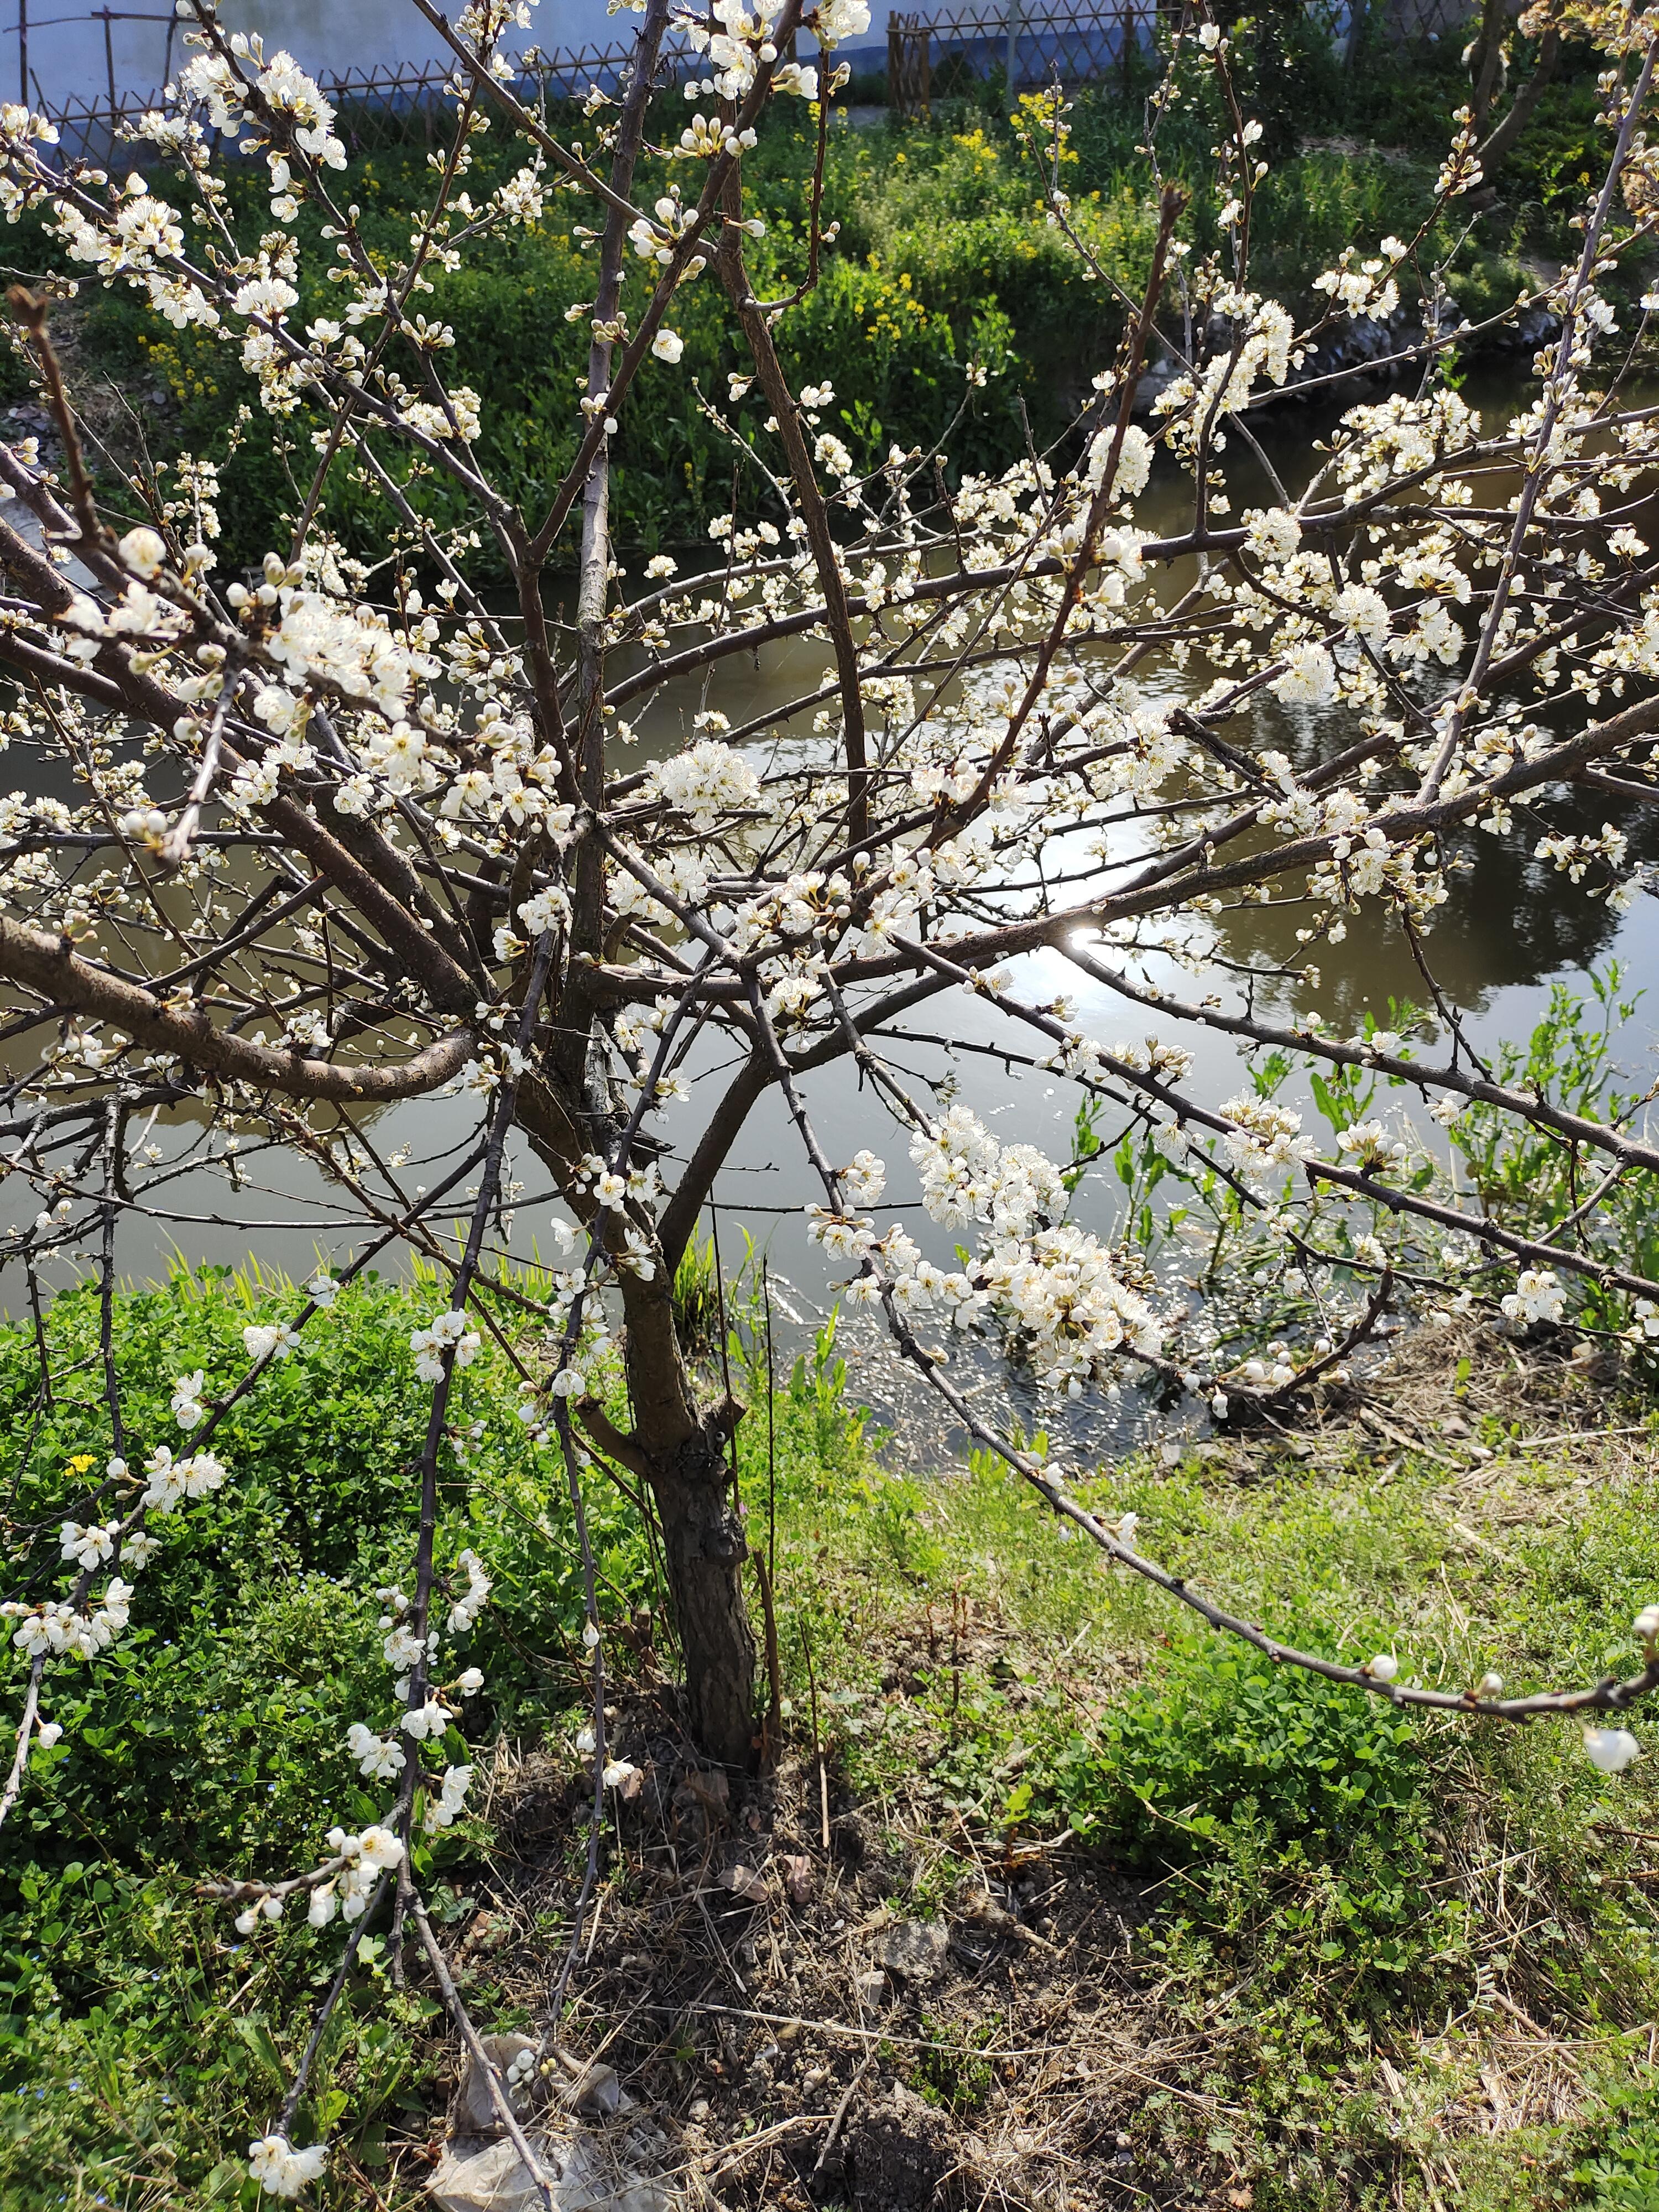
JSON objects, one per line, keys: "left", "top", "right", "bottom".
{"left": 1570, "top": 2072, "right": 1659, "bottom": 2209}
{"left": 1052, "top": 1631, "right": 1422, "bottom": 1854}
{"left": 50, "top": 67, "right": 1550, "bottom": 580}
{"left": 0, "top": 1265, "right": 646, "bottom": 2206}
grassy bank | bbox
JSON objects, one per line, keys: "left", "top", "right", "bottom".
{"left": 2, "top": 1262, "right": 1657, "bottom": 2208}
{"left": 16, "top": 32, "right": 1625, "bottom": 578}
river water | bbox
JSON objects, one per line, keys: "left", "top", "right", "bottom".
{"left": 9, "top": 359, "right": 1659, "bottom": 1464}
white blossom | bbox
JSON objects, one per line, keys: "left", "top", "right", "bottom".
{"left": 1583, "top": 1726, "right": 1640, "bottom": 1773}
{"left": 247, "top": 2133, "right": 328, "bottom": 2199}
{"left": 170, "top": 1370, "right": 206, "bottom": 1428}
{"left": 1501, "top": 1269, "right": 1566, "bottom": 1327}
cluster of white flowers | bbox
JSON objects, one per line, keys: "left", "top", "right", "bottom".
{"left": 910, "top": 1106, "right": 1067, "bottom": 1235}
{"left": 1535, "top": 826, "right": 1628, "bottom": 886}
{"left": 840, "top": 1150, "right": 886, "bottom": 1205}
{"left": 243, "top": 1320, "right": 300, "bottom": 1363}
{"left": 1335, "top": 1121, "right": 1409, "bottom": 1174}
{"left": 1154, "top": 287, "right": 1295, "bottom": 430}
{"left": 424, "top": 1762, "right": 474, "bottom": 1832}
{"left": 247, "top": 2134, "right": 329, "bottom": 2200}
{"left": 1244, "top": 506, "right": 1303, "bottom": 566}
{"left": 1501, "top": 1269, "right": 1566, "bottom": 1327}
{"left": 1217, "top": 1095, "right": 1312, "bottom": 1182}
{"left": 59, "top": 1518, "right": 119, "bottom": 1571}
{"left": 310, "top": 1823, "right": 406, "bottom": 1929}
{"left": 346, "top": 1721, "right": 406, "bottom": 1782}
{"left": 806, "top": 1103, "right": 1166, "bottom": 1396}
{"left": 402, "top": 1694, "right": 450, "bottom": 1741}
{"left": 409, "top": 1308, "right": 482, "bottom": 1383}
{"left": 1272, "top": 643, "right": 1338, "bottom": 709}
{"left": 142, "top": 1444, "right": 227, "bottom": 1512}
{"left": 448, "top": 1550, "right": 493, "bottom": 1634}
{"left": 181, "top": 43, "right": 346, "bottom": 170}
{"left": 1332, "top": 388, "right": 1480, "bottom": 502}
{"left": 5, "top": 1578, "right": 133, "bottom": 1659}
{"left": 678, "top": 0, "right": 868, "bottom": 103}
{"left": 170, "top": 1369, "right": 207, "bottom": 1428}
{"left": 1311, "top": 241, "right": 1406, "bottom": 322}
{"left": 980, "top": 1223, "right": 1163, "bottom": 1394}
{"left": 646, "top": 739, "right": 763, "bottom": 828}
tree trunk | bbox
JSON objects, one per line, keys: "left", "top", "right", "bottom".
{"left": 518, "top": 0, "right": 755, "bottom": 1770}
{"left": 516, "top": 1074, "right": 760, "bottom": 1768}
{"left": 650, "top": 1423, "right": 757, "bottom": 1768}
{"left": 617, "top": 1265, "right": 758, "bottom": 1768}
{"left": 1467, "top": 0, "right": 1508, "bottom": 139}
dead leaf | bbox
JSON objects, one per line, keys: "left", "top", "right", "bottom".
{"left": 684, "top": 1768, "right": 730, "bottom": 1815}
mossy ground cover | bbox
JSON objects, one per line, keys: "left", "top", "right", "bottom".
{"left": 1, "top": 1264, "right": 1656, "bottom": 2208}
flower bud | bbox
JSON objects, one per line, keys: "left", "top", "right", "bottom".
{"left": 1583, "top": 1726, "right": 1640, "bottom": 1773}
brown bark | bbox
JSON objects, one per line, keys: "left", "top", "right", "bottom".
{"left": 584, "top": 1275, "right": 757, "bottom": 1768}
{"left": 0, "top": 909, "right": 478, "bottom": 1100}
{"left": 518, "top": 1067, "right": 758, "bottom": 1769}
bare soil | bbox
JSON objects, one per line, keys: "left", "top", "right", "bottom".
{"left": 440, "top": 1687, "right": 1182, "bottom": 2212}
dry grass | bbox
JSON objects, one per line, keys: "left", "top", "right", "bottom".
{"left": 430, "top": 1700, "right": 1214, "bottom": 2212}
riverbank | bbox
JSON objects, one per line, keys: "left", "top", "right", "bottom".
{"left": 2, "top": 1270, "right": 1656, "bottom": 2209}
{"left": 14, "top": 36, "right": 1635, "bottom": 581}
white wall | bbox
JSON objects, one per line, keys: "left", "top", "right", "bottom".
{"left": 1, "top": 0, "right": 628, "bottom": 113}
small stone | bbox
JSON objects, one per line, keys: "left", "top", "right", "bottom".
{"left": 873, "top": 1919, "right": 948, "bottom": 1981}
{"left": 853, "top": 1970, "right": 888, "bottom": 2004}
{"left": 719, "top": 1861, "right": 768, "bottom": 1901}
{"left": 778, "top": 1853, "right": 817, "bottom": 1908}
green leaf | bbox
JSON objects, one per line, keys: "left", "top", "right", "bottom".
{"left": 232, "top": 2015, "right": 286, "bottom": 2089}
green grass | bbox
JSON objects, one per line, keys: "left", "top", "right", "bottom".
{"left": 775, "top": 1395, "right": 1659, "bottom": 2210}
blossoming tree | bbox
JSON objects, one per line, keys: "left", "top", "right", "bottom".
{"left": 2, "top": 0, "right": 1659, "bottom": 2188}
